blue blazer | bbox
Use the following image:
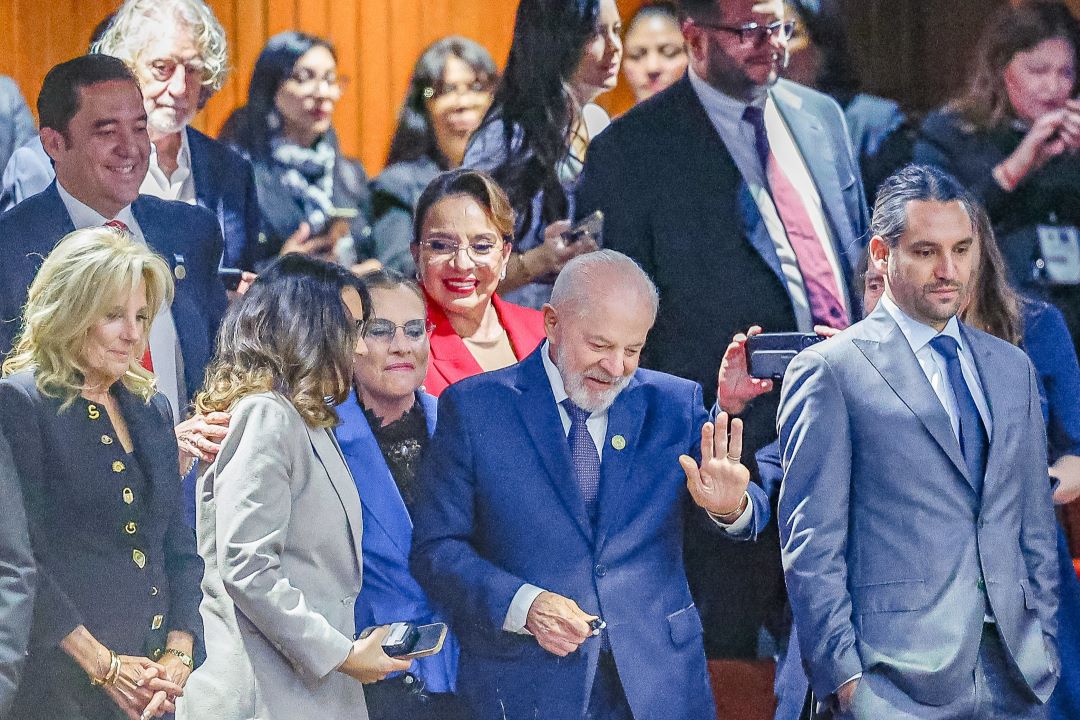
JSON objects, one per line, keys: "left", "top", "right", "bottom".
{"left": 335, "top": 389, "right": 459, "bottom": 694}
{"left": 0, "top": 129, "right": 261, "bottom": 271}
{"left": 410, "top": 346, "right": 769, "bottom": 720}
{"left": 0, "top": 182, "right": 227, "bottom": 402}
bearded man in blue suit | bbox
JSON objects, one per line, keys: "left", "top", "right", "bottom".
{"left": 411, "top": 250, "right": 770, "bottom": 720}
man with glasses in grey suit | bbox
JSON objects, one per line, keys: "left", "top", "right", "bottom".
{"left": 778, "top": 165, "right": 1060, "bottom": 719}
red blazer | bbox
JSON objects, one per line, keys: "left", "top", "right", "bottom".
{"left": 423, "top": 292, "right": 546, "bottom": 396}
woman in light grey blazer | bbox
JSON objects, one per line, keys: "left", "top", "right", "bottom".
{"left": 178, "top": 255, "right": 410, "bottom": 720}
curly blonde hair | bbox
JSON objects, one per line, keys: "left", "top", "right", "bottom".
{"left": 2, "top": 226, "right": 174, "bottom": 408}
{"left": 93, "top": 0, "right": 229, "bottom": 97}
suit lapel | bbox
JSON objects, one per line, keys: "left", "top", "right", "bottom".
{"left": 306, "top": 423, "right": 365, "bottom": 563}
{"left": 132, "top": 198, "right": 177, "bottom": 260}
{"left": 335, "top": 392, "right": 412, "bottom": 560}
{"left": 771, "top": 84, "right": 857, "bottom": 280}
{"left": 852, "top": 307, "right": 972, "bottom": 486}
{"left": 674, "top": 77, "right": 787, "bottom": 285}
{"left": 425, "top": 293, "right": 485, "bottom": 382}
{"left": 593, "top": 377, "right": 645, "bottom": 552}
{"left": 40, "top": 183, "right": 78, "bottom": 242}
{"left": 186, "top": 128, "right": 218, "bottom": 214}
{"left": 962, "top": 325, "right": 1007, "bottom": 488}
{"left": 513, "top": 350, "right": 594, "bottom": 544}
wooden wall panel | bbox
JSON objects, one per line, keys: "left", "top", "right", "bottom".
{"left": 2, "top": 0, "right": 1076, "bottom": 173}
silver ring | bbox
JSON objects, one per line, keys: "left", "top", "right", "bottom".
{"left": 726, "top": 454, "right": 740, "bottom": 462}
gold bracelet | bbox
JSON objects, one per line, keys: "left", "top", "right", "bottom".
{"left": 161, "top": 647, "right": 194, "bottom": 670}
{"left": 89, "top": 650, "right": 120, "bottom": 687}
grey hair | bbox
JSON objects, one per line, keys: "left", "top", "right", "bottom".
{"left": 871, "top": 164, "right": 979, "bottom": 248}
{"left": 92, "top": 0, "right": 229, "bottom": 94}
{"left": 549, "top": 249, "right": 660, "bottom": 319}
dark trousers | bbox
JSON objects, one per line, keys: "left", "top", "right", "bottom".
{"left": 363, "top": 673, "right": 467, "bottom": 720}
{"left": 585, "top": 650, "right": 635, "bottom": 720}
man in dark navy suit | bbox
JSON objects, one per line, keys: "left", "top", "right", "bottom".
{"left": 1, "top": 0, "right": 261, "bottom": 272}
{"left": 411, "top": 250, "right": 771, "bottom": 720}
{"left": 0, "top": 55, "right": 226, "bottom": 436}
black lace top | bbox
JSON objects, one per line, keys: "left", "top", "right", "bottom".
{"left": 361, "top": 399, "right": 428, "bottom": 513}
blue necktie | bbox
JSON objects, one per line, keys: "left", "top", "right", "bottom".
{"left": 929, "top": 335, "right": 988, "bottom": 493}
{"left": 562, "top": 399, "right": 600, "bottom": 525}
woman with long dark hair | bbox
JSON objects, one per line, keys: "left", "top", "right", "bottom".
{"left": 463, "top": 0, "right": 622, "bottom": 309}
{"left": 914, "top": 0, "right": 1080, "bottom": 352}
{"left": 371, "top": 37, "right": 497, "bottom": 275}
{"left": 220, "top": 32, "right": 377, "bottom": 273}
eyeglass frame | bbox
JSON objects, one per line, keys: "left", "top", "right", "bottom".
{"left": 422, "top": 78, "right": 495, "bottom": 101}
{"left": 418, "top": 237, "right": 508, "bottom": 264}
{"left": 688, "top": 18, "right": 796, "bottom": 47}
{"left": 362, "top": 318, "right": 436, "bottom": 343}
{"left": 286, "top": 70, "right": 349, "bottom": 95}
{"left": 142, "top": 56, "right": 209, "bottom": 85}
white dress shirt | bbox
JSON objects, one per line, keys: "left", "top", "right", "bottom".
{"left": 56, "top": 181, "right": 185, "bottom": 422}
{"left": 687, "top": 67, "right": 850, "bottom": 331}
{"left": 141, "top": 130, "right": 195, "bottom": 204}
{"left": 502, "top": 342, "right": 752, "bottom": 633}
{"left": 879, "top": 293, "right": 992, "bottom": 437}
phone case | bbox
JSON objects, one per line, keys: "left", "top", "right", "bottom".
{"left": 397, "top": 622, "right": 448, "bottom": 659}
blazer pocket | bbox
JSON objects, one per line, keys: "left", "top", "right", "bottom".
{"left": 852, "top": 579, "right": 930, "bottom": 614}
{"left": 667, "top": 603, "right": 704, "bottom": 646}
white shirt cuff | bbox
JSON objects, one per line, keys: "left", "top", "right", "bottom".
{"left": 707, "top": 492, "right": 753, "bottom": 533}
{"left": 502, "top": 584, "right": 546, "bottom": 634}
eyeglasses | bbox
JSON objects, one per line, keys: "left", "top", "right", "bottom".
{"left": 363, "top": 318, "right": 435, "bottom": 343}
{"left": 420, "top": 238, "right": 503, "bottom": 262}
{"left": 145, "top": 57, "right": 207, "bottom": 84}
{"left": 287, "top": 69, "right": 349, "bottom": 94}
{"left": 422, "top": 78, "right": 494, "bottom": 101}
{"left": 690, "top": 18, "right": 796, "bottom": 46}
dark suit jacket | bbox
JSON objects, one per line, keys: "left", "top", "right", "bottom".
{"left": 0, "top": 370, "right": 203, "bottom": 713}
{"left": 410, "top": 346, "right": 769, "bottom": 720}
{"left": 423, "top": 292, "right": 546, "bottom": 397}
{"left": 369, "top": 155, "right": 442, "bottom": 274}
{"left": 0, "top": 183, "right": 227, "bottom": 402}
{"left": 0, "top": 129, "right": 261, "bottom": 271}
{"left": 0, "top": 428, "right": 35, "bottom": 719}
{"left": 185, "top": 127, "right": 262, "bottom": 272}
{"left": 576, "top": 74, "right": 869, "bottom": 655}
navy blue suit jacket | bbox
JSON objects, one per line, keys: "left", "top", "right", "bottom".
{"left": 336, "top": 389, "right": 459, "bottom": 694}
{"left": 0, "top": 129, "right": 261, "bottom": 271}
{"left": 0, "top": 183, "right": 227, "bottom": 402}
{"left": 410, "top": 346, "right": 768, "bottom": 720}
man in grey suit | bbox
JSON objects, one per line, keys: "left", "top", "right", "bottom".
{"left": 778, "top": 164, "right": 1060, "bottom": 719}
{"left": 0, "top": 430, "right": 36, "bottom": 719}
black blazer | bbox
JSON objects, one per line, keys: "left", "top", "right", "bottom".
{"left": 0, "top": 370, "right": 203, "bottom": 660}
{"left": 0, "top": 183, "right": 228, "bottom": 402}
{"left": 239, "top": 131, "right": 375, "bottom": 270}
{"left": 369, "top": 154, "right": 442, "bottom": 274}
{"left": 0, "top": 428, "right": 34, "bottom": 718}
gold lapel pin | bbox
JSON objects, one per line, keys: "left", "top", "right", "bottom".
{"left": 611, "top": 435, "right": 626, "bottom": 451}
{"left": 174, "top": 265, "right": 187, "bottom": 280}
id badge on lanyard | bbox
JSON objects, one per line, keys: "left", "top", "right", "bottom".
{"left": 1036, "top": 224, "right": 1080, "bottom": 285}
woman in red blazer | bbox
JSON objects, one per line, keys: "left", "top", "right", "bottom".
{"left": 411, "top": 169, "right": 545, "bottom": 396}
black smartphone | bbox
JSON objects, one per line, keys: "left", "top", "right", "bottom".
{"left": 219, "top": 267, "right": 244, "bottom": 291}
{"left": 746, "top": 332, "right": 826, "bottom": 380}
{"left": 357, "top": 622, "right": 449, "bottom": 659}
{"left": 564, "top": 210, "right": 603, "bottom": 245}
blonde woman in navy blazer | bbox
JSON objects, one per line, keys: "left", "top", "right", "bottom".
{"left": 0, "top": 227, "right": 202, "bottom": 720}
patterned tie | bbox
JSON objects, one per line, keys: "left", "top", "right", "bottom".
{"left": 929, "top": 335, "right": 987, "bottom": 494}
{"left": 743, "top": 105, "right": 850, "bottom": 329}
{"left": 104, "top": 220, "right": 153, "bottom": 372}
{"left": 562, "top": 399, "right": 600, "bottom": 524}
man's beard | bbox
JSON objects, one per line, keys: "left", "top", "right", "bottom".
{"left": 554, "top": 343, "right": 631, "bottom": 414}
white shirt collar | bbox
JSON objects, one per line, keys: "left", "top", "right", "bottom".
{"left": 147, "top": 130, "right": 192, "bottom": 182}
{"left": 540, "top": 340, "right": 569, "bottom": 405}
{"left": 55, "top": 179, "right": 136, "bottom": 230}
{"left": 687, "top": 65, "right": 768, "bottom": 124}
{"left": 879, "top": 291, "right": 965, "bottom": 355}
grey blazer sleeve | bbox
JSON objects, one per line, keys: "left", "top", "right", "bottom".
{"left": 0, "top": 429, "right": 36, "bottom": 717}
{"left": 211, "top": 396, "right": 352, "bottom": 680}
{"left": 777, "top": 348, "right": 862, "bottom": 699}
